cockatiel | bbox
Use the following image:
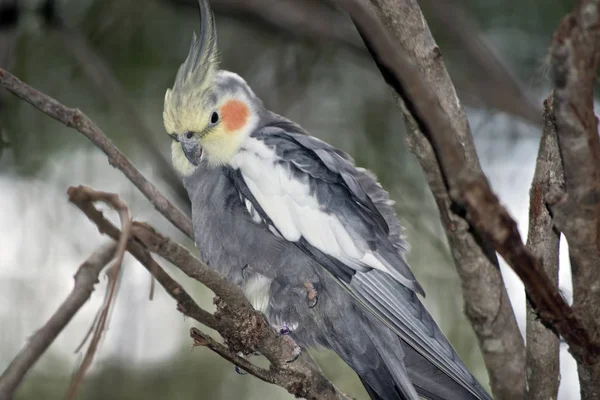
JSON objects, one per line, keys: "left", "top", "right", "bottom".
{"left": 163, "top": 1, "right": 491, "bottom": 399}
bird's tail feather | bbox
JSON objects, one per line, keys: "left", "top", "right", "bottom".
{"left": 361, "top": 310, "right": 488, "bottom": 400}
{"left": 329, "top": 310, "right": 419, "bottom": 400}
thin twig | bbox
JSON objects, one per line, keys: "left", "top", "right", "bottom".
{"left": 525, "top": 94, "right": 562, "bottom": 400}
{"left": 67, "top": 185, "right": 350, "bottom": 400}
{"left": 67, "top": 186, "right": 218, "bottom": 328}
{"left": 0, "top": 68, "right": 193, "bottom": 239}
{"left": 65, "top": 188, "right": 133, "bottom": 400}
{"left": 0, "top": 243, "right": 117, "bottom": 400}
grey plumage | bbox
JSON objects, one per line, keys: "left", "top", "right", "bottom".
{"left": 165, "top": 1, "right": 491, "bottom": 398}
{"left": 183, "top": 140, "right": 489, "bottom": 399}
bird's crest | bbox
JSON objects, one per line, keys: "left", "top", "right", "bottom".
{"left": 163, "top": 0, "right": 220, "bottom": 135}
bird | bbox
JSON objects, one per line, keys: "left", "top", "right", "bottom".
{"left": 163, "top": 1, "right": 491, "bottom": 399}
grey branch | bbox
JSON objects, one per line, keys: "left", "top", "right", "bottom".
{"left": 525, "top": 94, "right": 562, "bottom": 400}
{"left": 68, "top": 185, "right": 351, "bottom": 400}
{"left": 353, "top": 0, "right": 526, "bottom": 397}
{"left": 0, "top": 242, "right": 117, "bottom": 400}
{"left": 549, "top": 1, "right": 600, "bottom": 397}
{"left": 0, "top": 68, "right": 193, "bottom": 239}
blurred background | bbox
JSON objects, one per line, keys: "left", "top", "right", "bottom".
{"left": 0, "top": 0, "right": 581, "bottom": 399}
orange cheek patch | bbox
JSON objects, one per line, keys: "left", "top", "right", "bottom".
{"left": 221, "top": 100, "right": 249, "bottom": 132}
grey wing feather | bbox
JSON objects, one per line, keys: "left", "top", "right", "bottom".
{"left": 351, "top": 272, "right": 490, "bottom": 400}
{"left": 252, "top": 125, "right": 424, "bottom": 295}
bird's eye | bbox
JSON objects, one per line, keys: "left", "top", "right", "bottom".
{"left": 210, "top": 111, "right": 220, "bottom": 125}
{"left": 185, "top": 131, "right": 194, "bottom": 139}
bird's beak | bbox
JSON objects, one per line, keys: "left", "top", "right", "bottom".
{"left": 169, "top": 133, "right": 202, "bottom": 165}
{"left": 181, "top": 141, "right": 202, "bottom": 166}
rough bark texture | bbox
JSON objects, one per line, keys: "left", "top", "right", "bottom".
{"left": 549, "top": 2, "right": 600, "bottom": 398}
{"left": 365, "top": 1, "right": 526, "bottom": 398}
{"left": 525, "top": 95, "right": 562, "bottom": 400}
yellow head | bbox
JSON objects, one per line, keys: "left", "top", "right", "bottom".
{"left": 163, "top": 0, "right": 260, "bottom": 175}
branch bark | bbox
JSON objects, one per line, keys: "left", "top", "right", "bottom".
{"left": 525, "top": 94, "right": 562, "bottom": 400}
{"left": 0, "top": 68, "right": 193, "bottom": 239}
{"left": 67, "top": 185, "right": 351, "bottom": 400}
{"left": 346, "top": 1, "right": 525, "bottom": 398}
{"left": 549, "top": 2, "right": 600, "bottom": 398}
{"left": 0, "top": 242, "right": 117, "bottom": 400}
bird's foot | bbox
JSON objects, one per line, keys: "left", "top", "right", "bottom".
{"left": 235, "top": 365, "right": 248, "bottom": 375}
{"left": 234, "top": 351, "right": 253, "bottom": 375}
{"left": 303, "top": 281, "right": 319, "bottom": 308}
{"left": 232, "top": 350, "right": 262, "bottom": 375}
{"left": 277, "top": 321, "right": 297, "bottom": 336}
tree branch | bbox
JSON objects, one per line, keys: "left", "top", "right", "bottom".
{"left": 345, "top": 0, "right": 525, "bottom": 397}
{"left": 67, "top": 185, "right": 351, "bottom": 400}
{"left": 0, "top": 242, "right": 118, "bottom": 400}
{"left": 0, "top": 67, "right": 193, "bottom": 239}
{"left": 549, "top": 1, "right": 600, "bottom": 397}
{"left": 344, "top": 0, "right": 600, "bottom": 365}
{"left": 525, "top": 94, "right": 562, "bottom": 400}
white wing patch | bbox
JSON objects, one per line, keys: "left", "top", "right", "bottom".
{"left": 230, "top": 137, "right": 393, "bottom": 276}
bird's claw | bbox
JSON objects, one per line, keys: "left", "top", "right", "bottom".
{"left": 235, "top": 365, "right": 248, "bottom": 375}
{"left": 304, "top": 281, "right": 318, "bottom": 308}
{"left": 234, "top": 351, "right": 250, "bottom": 375}
{"left": 278, "top": 321, "right": 294, "bottom": 335}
